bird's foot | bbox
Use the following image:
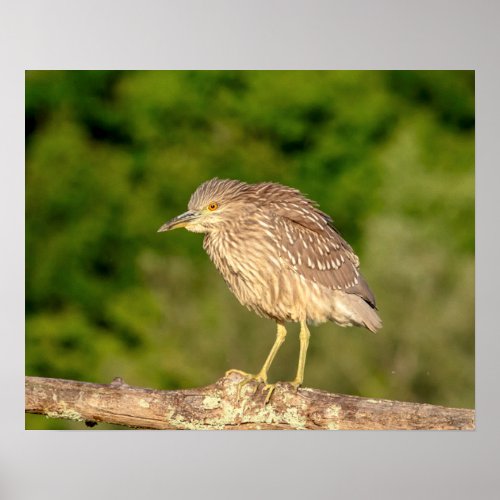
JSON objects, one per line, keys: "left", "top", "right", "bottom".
{"left": 262, "top": 380, "right": 301, "bottom": 404}
{"left": 225, "top": 369, "right": 269, "bottom": 401}
{"left": 225, "top": 368, "right": 254, "bottom": 379}
{"left": 262, "top": 383, "right": 277, "bottom": 404}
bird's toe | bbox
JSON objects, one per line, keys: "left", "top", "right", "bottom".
{"left": 288, "top": 379, "right": 302, "bottom": 392}
{"left": 225, "top": 370, "right": 268, "bottom": 401}
{"left": 262, "top": 383, "right": 277, "bottom": 404}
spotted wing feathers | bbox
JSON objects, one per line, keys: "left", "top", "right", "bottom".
{"left": 272, "top": 205, "right": 376, "bottom": 309}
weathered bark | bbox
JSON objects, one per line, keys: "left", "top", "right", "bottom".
{"left": 25, "top": 373, "right": 475, "bottom": 430}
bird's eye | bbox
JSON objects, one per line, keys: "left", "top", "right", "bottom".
{"left": 208, "top": 202, "right": 219, "bottom": 211}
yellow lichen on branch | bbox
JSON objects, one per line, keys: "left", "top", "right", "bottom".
{"left": 25, "top": 374, "right": 475, "bottom": 430}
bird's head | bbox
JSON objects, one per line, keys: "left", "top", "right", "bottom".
{"left": 158, "top": 178, "right": 253, "bottom": 234}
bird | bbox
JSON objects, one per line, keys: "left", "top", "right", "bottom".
{"left": 158, "top": 178, "right": 381, "bottom": 401}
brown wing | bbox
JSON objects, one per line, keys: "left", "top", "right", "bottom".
{"left": 254, "top": 182, "right": 376, "bottom": 307}
{"left": 274, "top": 213, "right": 377, "bottom": 308}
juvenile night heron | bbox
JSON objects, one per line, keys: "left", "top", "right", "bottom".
{"left": 159, "top": 178, "right": 381, "bottom": 399}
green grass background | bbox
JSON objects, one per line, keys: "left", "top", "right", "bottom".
{"left": 25, "top": 70, "right": 474, "bottom": 429}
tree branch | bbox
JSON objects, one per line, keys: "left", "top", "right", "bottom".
{"left": 25, "top": 374, "right": 474, "bottom": 430}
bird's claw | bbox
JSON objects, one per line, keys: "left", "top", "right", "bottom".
{"left": 264, "top": 380, "right": 300, "bottom": 404}
{"left": 225, "top": 369, "right": 271, "bottom": 401}
{"left": 262, "top": 383, "right": 276, "bottom": 404}
{"left": 225, "top": 368, "right": 252, "bottom": 379}
{"left": 225, "top": 369, "right": 301, "bottom": 404}
{"left": 237, "top": 374, "right": 267, "bottom": 401}
{"left": 263, "top": 380, "right": 300, "bottom": 404}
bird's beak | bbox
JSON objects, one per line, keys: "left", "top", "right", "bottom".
{"left": 158, "top": 211, "right": 199, "bottom": 232}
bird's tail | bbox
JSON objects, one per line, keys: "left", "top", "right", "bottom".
{"left": 359, "top": 302, "right": 382, "bottom": 333}
{"left": 331, "top": 292, "right": 382, "bottom": 333}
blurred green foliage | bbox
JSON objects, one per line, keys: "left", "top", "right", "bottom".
{"left": 25, "top": 71, "right": 474, "bottom": 429}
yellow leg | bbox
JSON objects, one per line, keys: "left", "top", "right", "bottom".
{"left": 256, "top": 322, "right": 287, "bottom": 382}
{"left": 226, "top": 323, "right": 287, "bottom": 400}
{"left": 291, "top": 320, "right": 310, "bottom": 388}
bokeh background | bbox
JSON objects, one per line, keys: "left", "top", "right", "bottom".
{"left": 25, "top": 70, "right": 474, "bottom": 429}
